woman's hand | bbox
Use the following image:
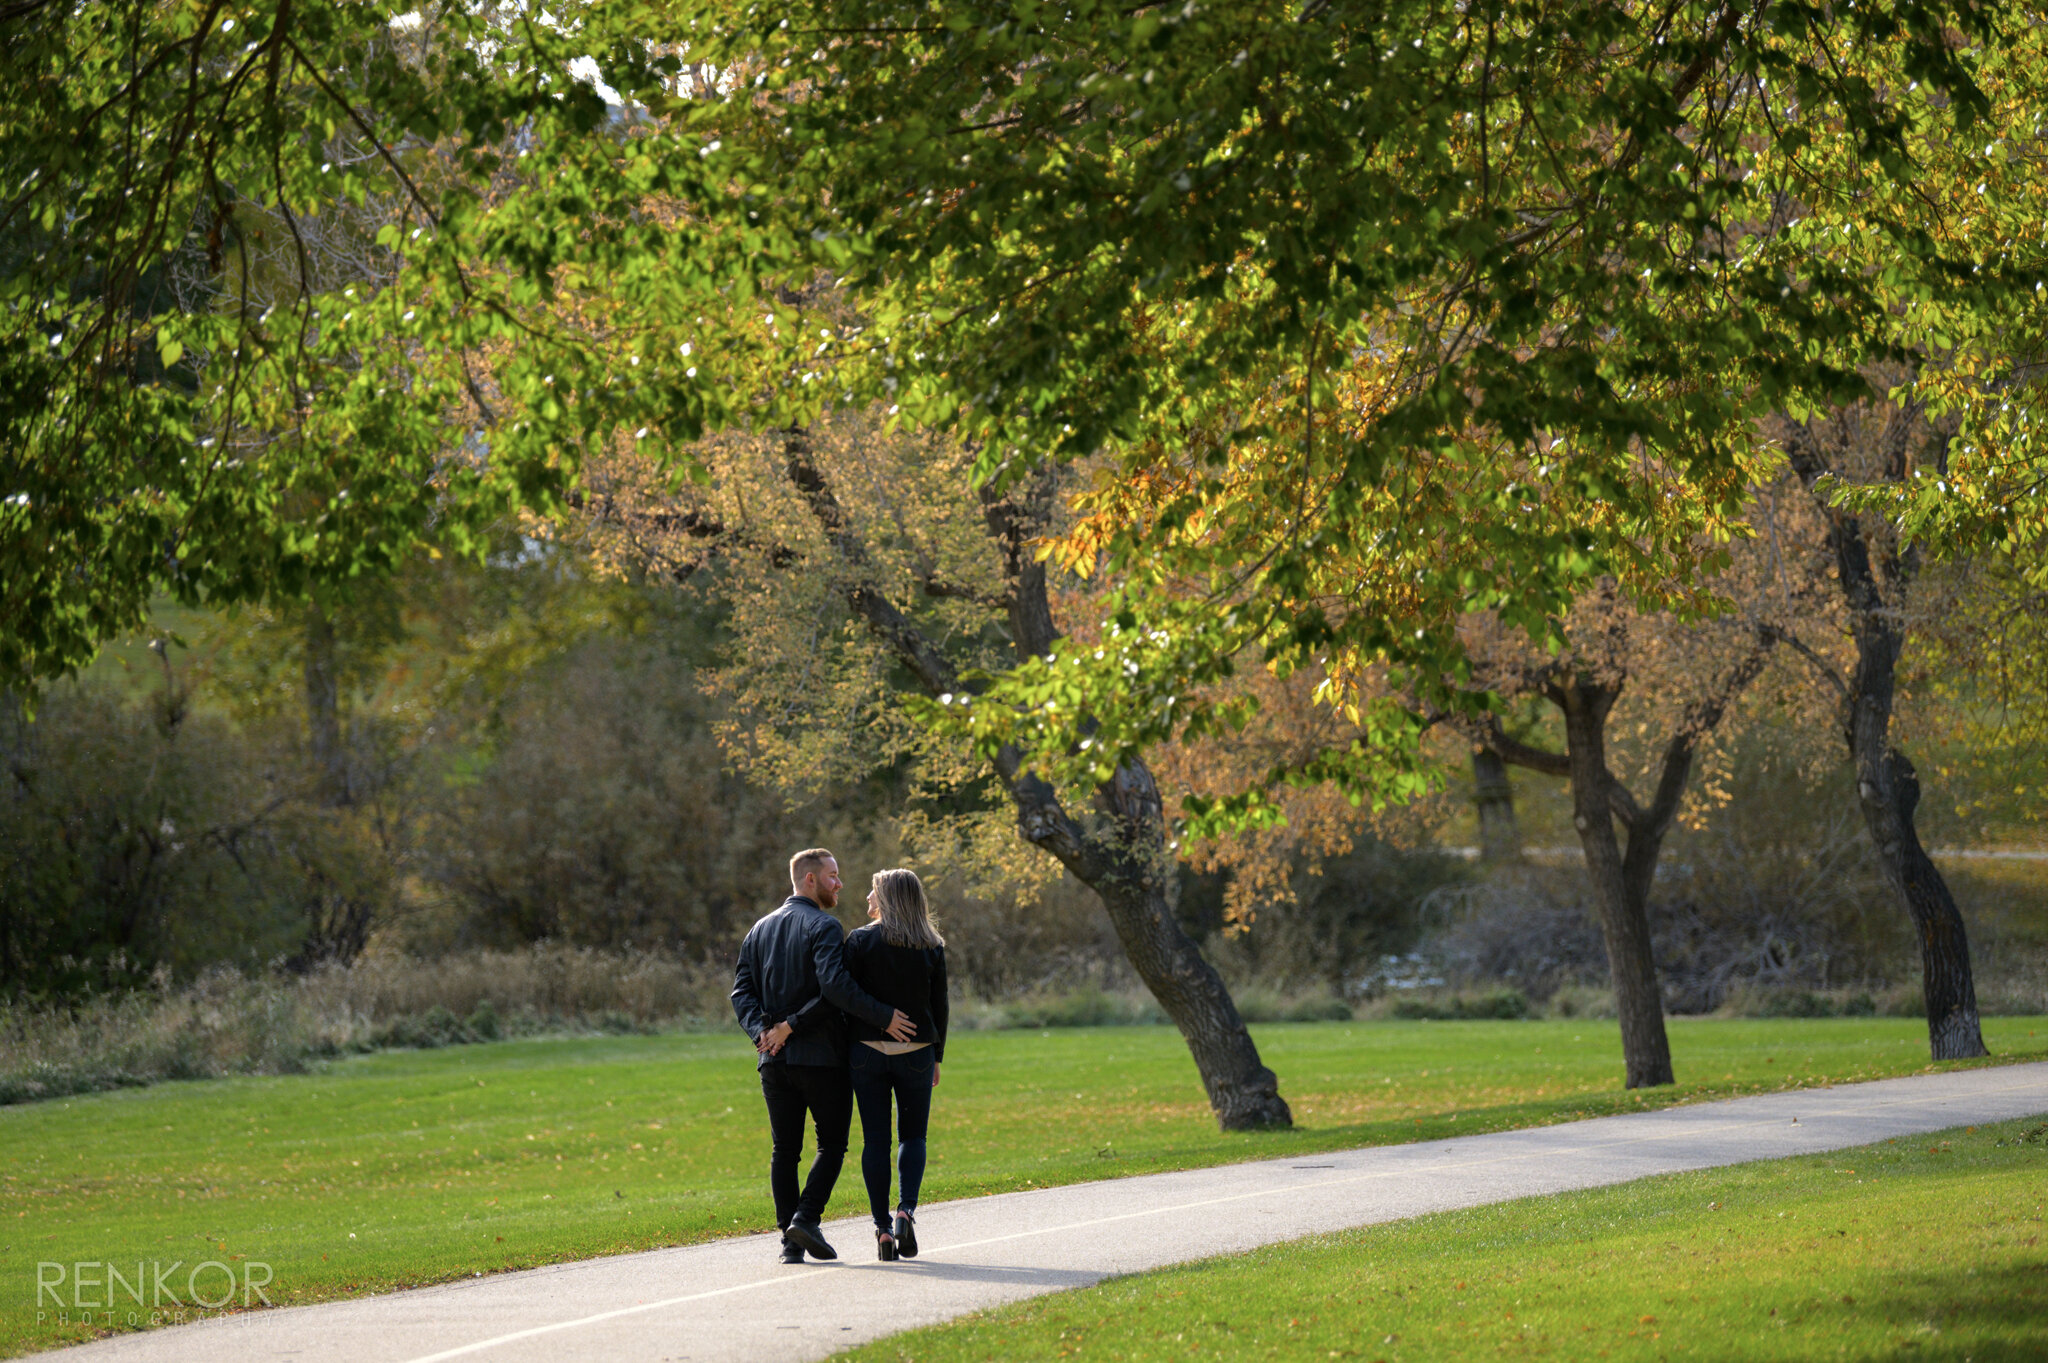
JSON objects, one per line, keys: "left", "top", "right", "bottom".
{"left": 931, "top": 1062, "right": 941, "bottom": 1088}
{"left": 757, "top": 1021, "right": 793, "bottom": 1055}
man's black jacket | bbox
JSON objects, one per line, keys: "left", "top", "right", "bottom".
{"left": 731, "top": 896, "right": 896, "bottom": 1069}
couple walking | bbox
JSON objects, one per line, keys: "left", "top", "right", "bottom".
{"left": 731, "top": 847, "right": 948, "bottom": 1264}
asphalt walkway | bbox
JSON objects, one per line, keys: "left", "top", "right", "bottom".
{"left": 42, "top": 1062, "right": 2048, "bottom": 1363}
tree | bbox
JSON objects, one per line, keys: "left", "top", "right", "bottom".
{"left": 570, "top": 413, "right": 1294, "bottom": 1129}
{"left": 1727, "top": 21, "right": 2048, "bottom": 1058}
{"left": 0, "top": 0, "right": 646, "bottom": 683}
{"left": 1775, "top": 398, "right": 1990, "bottom": 1059}
{"left": 0, "top": 669, "right": 319, "bottom": 994}
{"left": 1467, "top": 588, "right": 1778, "bottom": 1087}
{"left": 633, "top": 0, "right": 2019, "bottom": 690}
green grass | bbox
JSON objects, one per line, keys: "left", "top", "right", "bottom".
{"left": 841, "top": 1116, "right": 2048, "bottom": 1363}
{"left": 4, "top": 1017, "right": 2043, "bottom": 1357}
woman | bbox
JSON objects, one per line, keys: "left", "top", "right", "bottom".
{"left": 842, "top": 867, "right": 948, "bottom": 1261}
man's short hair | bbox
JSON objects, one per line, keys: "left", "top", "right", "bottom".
{"left": 789, "top": 847, "right": 837, "bottom": 889}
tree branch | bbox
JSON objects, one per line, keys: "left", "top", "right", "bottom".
{"left": 782, "top": 428, "right": 961, "bottom": 696}
{"left": 1621, "top": 629, "right": 1775, "bottom": 903}
{"left": 1478, "top": 716, "right": 1570, "bottom": 778}
{"left": 976, "top": 466, "right": 1060, "bottom": 658}
{"left": 1760, "top": 622, "right": 1848, "bottom": 702}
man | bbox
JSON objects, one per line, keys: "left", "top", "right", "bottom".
{"left": 732, "top": 847, "right": 915, "bottom": 1263}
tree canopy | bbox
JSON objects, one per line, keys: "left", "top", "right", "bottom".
{"left": 11, "top": 1, "right": 2037, "bottom": 700}
{"left": 638, "top": 0, "right": 2037, "bottom": 805}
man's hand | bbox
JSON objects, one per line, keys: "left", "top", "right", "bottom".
{"left": 884, "top": 1009, "right": 916, "bottom": 1042}
{"left": 931, "top": 1062, "right": 941, "bottom": 1088}
{"left": 757, "top": 1021, "right": 793, "bottom": 1055}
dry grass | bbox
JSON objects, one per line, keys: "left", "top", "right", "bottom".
{"left": 0, "top": 945, "right": 736, "bottom": 1105}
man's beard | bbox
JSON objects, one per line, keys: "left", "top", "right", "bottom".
{"left": 815, "top": 887, "right": 838, "bottom": 909}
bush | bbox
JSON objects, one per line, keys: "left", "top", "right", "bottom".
{"left": 1235, "top": 989, "right": 1355, "bottom": 1023}
{"left": 1390, "top": 989, "right": 1531, "bottom": 1021}
{"left": 369, "top": 1004, "right": 476, "bottom": 1050}
{"left": 414, "top": 630, "right": 839, "bottom": 958}
{"left": 986, "top": 986, "right": 1166, "bottom": 1029}
{"left": 466, "top": 999, "right": 502, "bottom": 1040}
{"left": 1420, "top": 871, "right": 1609, "bottom": 1003}
{"left": 1715, "top": 985, "right": 1915, "bottom": 1019}
{"left": 1758, "top": 990, "right": 1834, "bottom": 1019}
{"left": 0, "top": 688, "right": 326, "bottom": 995}
{"left": 1280, "top": 994, "right": 1356, "bottom": 1023}
{"left": 1542, "top": 985, "right": 1617, "bottom": 1019}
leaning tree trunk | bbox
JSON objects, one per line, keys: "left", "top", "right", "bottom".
{"left": 1011, "top": 762, "right": 1293, "bottom": 1128}
{"left": 784, "top": 432, "right": 1291, "bottom": 1129}
{"left": 1840, "top": 558, "right": 1988, "bottom": 1059}
{"left": 1558, "top": 683, "right": 1675, "bottom": 1089}
{"left": 1785, "top": 420, "right": 1987, "bottom": 1061}
{"left": 983, "top": 471, "right": 1290, "bottom": 1128}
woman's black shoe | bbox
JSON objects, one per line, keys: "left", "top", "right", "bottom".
{"left": 875, "top": 1228, "right": 897, "bottom": 1262}
{"left": 779, "top": 1238, "right": 805, "bottom": 1265}
{"left": 892, "top": 1210, "right": 918, "bottom": 1259}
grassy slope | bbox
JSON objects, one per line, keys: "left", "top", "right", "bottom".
{"left": 841, "top": 1116, "right": 2048, "bottom": 1363}
{"left": 4, "top": 1017, "right": 2044, "bottom": 1356}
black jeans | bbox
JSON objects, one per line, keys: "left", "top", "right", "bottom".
{"left": 848, "top": 1043, "right": 935, "bottom": 1231}
{"left": 760, "top": 1061, "right": 853, "bottom": 1229}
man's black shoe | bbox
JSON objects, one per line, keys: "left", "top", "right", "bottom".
{"left": 779, "top": 1238, "right": 805, "bottom": 1264}
{"left": 784, "top": 1217, "right": 837, "bottom": 1260}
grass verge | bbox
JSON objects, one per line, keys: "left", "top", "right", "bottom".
{"left": 838, "top": 1116, "right": 2048, "bottom": 1363}
{"left": 3, "top": 1017, "right": 2043, "bottom": 1357}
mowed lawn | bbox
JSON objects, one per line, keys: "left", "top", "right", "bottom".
{"left": 3, "top": 1017, "right": 2043, "bottom": 1357}
{"left": 841, "top": 1116, "right": 2048, "bottom": 1363}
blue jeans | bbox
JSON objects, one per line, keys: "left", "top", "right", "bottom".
{"left": 848, "top": 1043, "right": 935, "bottom": 1232}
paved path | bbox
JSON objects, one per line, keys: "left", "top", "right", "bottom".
{"left": 42, "top": 1063, "right": 2048, "bottom": 1363}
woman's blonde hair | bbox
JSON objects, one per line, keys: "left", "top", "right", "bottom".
{"left": 870, "top": 868, "right": 944, "bottom": 949}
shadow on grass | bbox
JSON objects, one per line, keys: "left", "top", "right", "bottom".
{"left": 1279, "top": 1093, "right": 1763, "bottom": 1152}
{"left": 1857, "top": 1261, "right": 2048, "bottom": 1360}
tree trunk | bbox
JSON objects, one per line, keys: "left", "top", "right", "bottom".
{"left": 1490, "top": 635, "right": 1769, "bottom": 1089}
{"left": 291, "top": 600, "right": 375, "bottom": 970}
{"left": 1840, "top": 578, "right": 1988, "bottom": 1059}
{"left": 1098, "top": 873, "right": 1293, "bottom": 1127}
{"left": 1558, "top": 683, "right": 1674, "bottom": 1089}
{"left": 982, "top": 474, "right": 1290, "bottom": 1129}
{"left": 1471, "top": 747, "right": 1520, "bottom": 862}
{"left": 1010, "top": 761, "right": 1293, "bottom": 1129}
{"left": 1785, "top": 421, "right": 1987, "bottom": 1061}
{"left": 304, "top": 601, "right": 349, "bottom": 808}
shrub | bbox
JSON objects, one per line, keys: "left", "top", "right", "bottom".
{"left": 1235, "top": 990, "right": 1354, "bottom": 1024}
{"left": 466, "top": 999, "right": 502, "bottom": 1040}
{"left": 1391, "top": 989, "right": 1530, "bottom": 1021}
{"left": 1542, "top": 986, "right": 1617, "bottom": 1019}
{"left": 1280, "top": 994, "right": 1356, "bottom": 1023}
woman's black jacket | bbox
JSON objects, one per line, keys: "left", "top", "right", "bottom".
{"left": 838, "top": 924, "right": 948, "bottom": 1062}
